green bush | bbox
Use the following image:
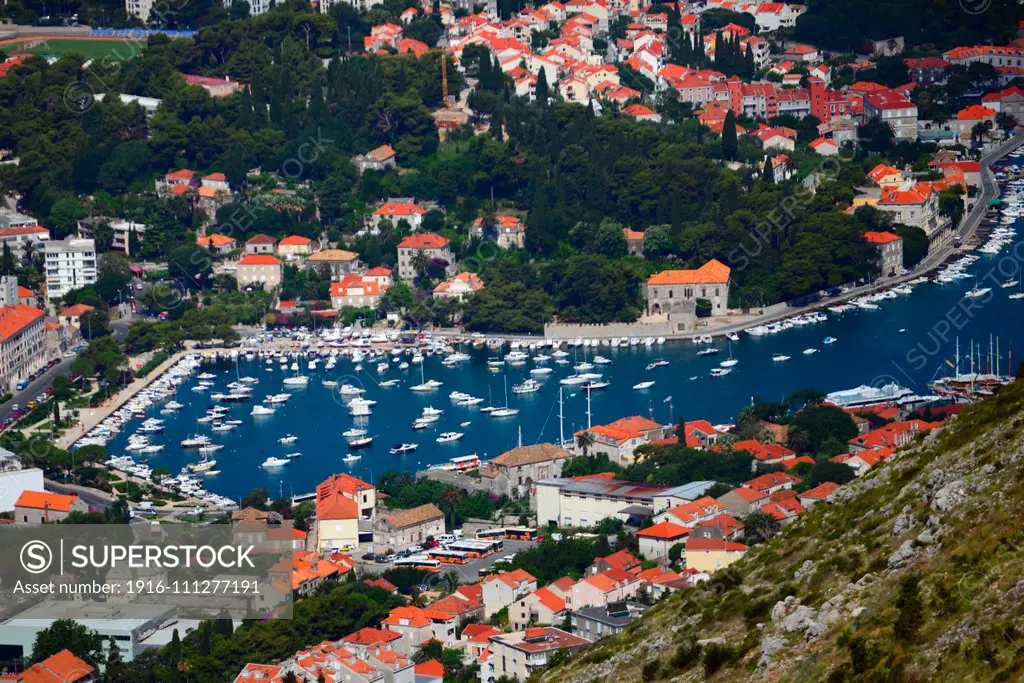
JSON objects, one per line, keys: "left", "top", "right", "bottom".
{"left": 702, "top": 643, "right": 738, "bottom": 677}
{"left": 669, "top": 639, "right": 702, "bottom": 671}
{"left": 136, "top": 352, "right": 169, "bottom": 377}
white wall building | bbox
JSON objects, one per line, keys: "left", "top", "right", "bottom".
{"left": 44, "top": 236, "right": 97, "bottom": 302}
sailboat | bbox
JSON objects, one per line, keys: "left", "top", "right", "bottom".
{"left": 409, "top": 361, "right": 440, "bottom": 392}
{"left": 1010, "top": 279, "right": 1024, "bottom": 300}
{"left": 719, "top": 340, "right": 738, "bottom": 368}
{"left": 489, "top": 377, "right": 519, "bottom": 417}
{"left": 964, "top": 275, "right": 991, "bottom": 299}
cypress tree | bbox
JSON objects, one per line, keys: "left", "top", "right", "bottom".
{"left": 763, "top": 156, "right": 775, "bottom": 184}
{"left": 535, "top": 67, "right": 549, "bottom": 103}
{"left": 721, "top": 110, "right": 738, "bottom": 160}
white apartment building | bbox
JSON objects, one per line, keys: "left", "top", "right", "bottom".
{"left": 0, "top": 209, "right": 49, "bottom": 258}
{"left": 44, "top": 236, "right": 97, "bottom": 303}
{"left": 125, "top": 0, "right": 155, "bottom": 20}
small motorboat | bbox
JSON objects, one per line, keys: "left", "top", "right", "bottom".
{"left": 251, "top": 405, "right": 275, "bottom": 416}
{"left": 696, "top": 348, "right": 719, "bottom": 357}
{"left": 633, "top": 381, "right": 655, "bottom": 390}
{"left": 343, "top": 453, "right": 361, "bottom": 463}
{"left": 772, "top": 354, "right": 791, "bottom": 362}
{"left": 460, "top": 421, "right": 472, "bottom": 427}
{"left": 709, "top": 368, "right": 732, "bottom": 377}
{"left": 389, "top": 443, "right": 418, "bottom": 454}
{"left": 342, "top": 428, "right": 367, "bottom": 438}
{"left": 261, "top": 457, "right": 290, "bottom": 468}
{"left": 824, "top": 336, "right": 838, "bottom": 344}
{"left": 436, "top": 432, "right": 464, "bottom": 444}
{"left": 279, "top": 435, "right": 298, "bottom": 445}
{"left": 286, "top": 452, "right": 302, "bottom": 458}
{"left": 803, "top": 348, "right": 818, "bottom": 355}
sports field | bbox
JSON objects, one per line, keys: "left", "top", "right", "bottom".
{"left": 1, "top": 37, "right": 141, "bottom": 61}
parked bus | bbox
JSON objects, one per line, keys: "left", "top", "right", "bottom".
{"left": 427, "top": 549, "right": 470, "bottom": 564}
{"left": 393, "top": 556, "right": 442, "bottom": 572}
{"left": 504, "top": 527, "right": 538, "bottom": 541}
{"left": 476, "top": 527, "right": 507, "bottom": 541}
{"left": 446, "top": 540, "right": 496, "bottom": 558}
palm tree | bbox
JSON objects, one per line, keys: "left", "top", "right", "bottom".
{"left": 575, "top": 430, "right": 595, "bottom": 456}
{"left": 411, "top": 252, "right": 430, "bottom": 277}
{"left": 440, "top": 487, "right": 466, "bottom": 529}
{"left": 742, "top": 510, "right": 781, "bottom": 543}
{"left": 786, "top": 426, "right": 810, "bottom": 454}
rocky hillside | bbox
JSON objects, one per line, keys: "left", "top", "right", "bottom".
{"left": 539, "top": 380, "right": 1024, "bottom": 683}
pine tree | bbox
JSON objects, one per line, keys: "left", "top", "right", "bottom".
{"left": 0, "top": 241, "right": 14, "bottom": 275}
{"left": 763, "top": 156, "right": 775, "bottom": 184}
{"left": 168, "top": 630, "right": 181, "bottom": 665}
{"left": 52, "top": 400, "right": 60, "bottom": 426}
{"left": 743, "top": 42, "right": 755, "bottom": 79}
{"left": 721, "top": 110, "right": 738, "bottom": 160}
{"left": 128, "top": 226, "right": 140, "bottom": 256}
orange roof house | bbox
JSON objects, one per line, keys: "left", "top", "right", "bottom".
{"left": 637, "top": 520, "right": 692, "bottom": 541}
{"left": 196, "top": 233, "right": 236, "bottom": 249}
{"left": 731, "top": 439, "right": 795, "bottom": 463}
{"left": 398, "top": 233, "right": 450, "bottom": 249}
{"left": 15, "top": 491, "right": 79, "bottom": 512}
{"left": 237, "top": 254, "right": 281, "bottom": 267}
{"left": 957, "top": 104, "right": 997, "bottom": 121}
{"left": 647, "top": 259, "right": 730, "bottom": 285}
{"left": 863, "top": 231, "right": 902, "bottom": 245}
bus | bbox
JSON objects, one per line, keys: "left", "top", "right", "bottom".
{"left": 504, "top": 527, "right": 538, "bottom": 542}
{"left": 393, "top": 556, "right": 442, "bottom": 572}
{"left": 476, "top": 527, "right": 507, "bottom": 541}
{"left": 446, "top": 540, "right": 495, "bottom": 558}
{"left": 427, "top": 549, "right": 470, "bottom": 564}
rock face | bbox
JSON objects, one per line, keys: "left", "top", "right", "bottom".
{"left": 758, "top": 636, "right": 786, "bottom": 668}
{"left": 932, "top": 480, "right": 965, "bottom": 512}
{"left": 888, "top": 539, "right": 918, "bottom": 570}
{"left": 781, "top": 605, "right": 818, "bottom": 632}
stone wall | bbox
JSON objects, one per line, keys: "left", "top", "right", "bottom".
{"left": 543, "top": 320, "right": 680, "bottom": 340}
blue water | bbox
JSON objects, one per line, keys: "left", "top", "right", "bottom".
{"left": 106, "top": 228, "right": 1024, "bottom": 502}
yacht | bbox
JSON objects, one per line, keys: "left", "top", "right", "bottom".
{"left": 436, "top": 432, "right": 464, "bottom": 443}
{"left": 824, "top": 336, "right": 838, "bottom": 344}
{"left": 321, "top": 380, "right": 338, "bottom": 387}
{"left": 339, "top": 384, "right": 364, "bottom": 396}
{"left": 342, "top": 427, "right": 367, "bottom": 439}
{"left": 489, "top": 406, "right": 520, "bottom": 417}
{"left": 348, "top": 434, "right": 374, "bottom": 448}
{"left": 343, "top": 453, "right": 362, "bottom": 463}
{"left": 559, "top": 375, "right": 587, "bottom": 385}
{"left": 964, "top": 287, "right": 992, "bottom": 299}
{"left": 582, "top": 380, "right": 609, "bottom": 390}
{"left": 512, "top": 378, "right": 542, "bottom": 394}
{"left": 181, "top": 435, "right": 212, "bottom": 448}
{"left": 709, "top": 368, "right": 732, "bottom": 377}
{"left": 261, "top": 456, "right": 290, "bottom": 468}
{"left": 251, "top": 405, "right": 275, "bottom": 416}
{"left": 422, "top": 406, "right": 443, "bottom": 416}
{"left": 696, "top": 347, "right": 719, "bottom": 357}
{"left": 265, "top": 393, "right": 291, "bottom": 404}
{"left": 286, "top": 452, "right": 302, "bottom": 459}
{"left": 772, "top": 354, "right": 791, "bottom": 362}
{"left": 283, "top": 375, "right": 309, "bottom": 386}
{"left": 529, "top": 367, "right": 553, "bottom": 375}
{"left": 726, "top": 332, "right": 740, "bottom": 342}
{"left": 278, "top": 435, "right": 299, "bottom": 445}
{"left": 633, "top": 381, "right": 655, "bottom": 390}
{"left": 803, "top": 348, "right": 818, "bottom": 355}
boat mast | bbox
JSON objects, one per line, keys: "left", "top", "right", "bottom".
{"left": 558, "top": 387, "right": 565, "bottom": 446}
{"left": 586, "top": 384, "right": 592, "bottom": 429}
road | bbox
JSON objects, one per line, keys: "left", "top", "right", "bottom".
{"left": 0, "top": 356, "right": 75, "bottom": 425}
{"left": 356, "top": 538, "right": 534, "bottom": 582}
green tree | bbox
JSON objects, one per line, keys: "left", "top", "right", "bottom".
{"left": 721, "top": 110, "right": 738, "bottom": 160}
{"left": 893, "top": 573, "right": 924, "bottom": 643}
{"left": 29, "top": 619, "right": 104, "bottom": 666}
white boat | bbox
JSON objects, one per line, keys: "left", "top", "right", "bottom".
{"left": 489, "top": 407, "right": 520, "bottom": 417}
{"left": 348, "top": 435, "right": 374, "bottom": 448}
{"left": 211, "top": 423, "right": 236, "bottom": 432}
{"left": 964, "top": 287, "right": 991, "bottom": 299}
{"left": 726, "top": 332, "right": 739, "bottom": 341}
{"left": 278, "top": 435, "right": 299, "bottom": 445}
{"left": 709, "top": 368, "right": 732, "bottom": 377}
{"left": 181, "top": 435, "right": 212, "bottom": 448}
{"left": 803, "top": 348, "right": 818, "bottom": 355}
{"left": 286, "top": 452, "right": 302, "bottom": 458}
{"left": 582, "top": 380, "right": 609, "bottom": 390}
{"left": 696, "top": 347, "right": 719, "bottom": 357}
{"left": 772, "top": 354, "right": 791, "bottom": 362}
{"left": 342, "top": 427, "right": 367, "bottom": 438}
{"left": 379, "top": 379, "right": 401, "bottom": 387}
{"left": 1010, "top": 292, "right": 1024, "bottom": 300}
{"left": 265, "top": 393, "right": 291, "bottom": 404}
{"left": 824, "top": 336, "right": 838, "bottom": 344}
{"left": 321, "top": 380, "right": 338, "bottom": 387}
{"left": 530, "top": 367, "right": 553, "bottom": 375}
{"left": 411, "top": 420, "right": 431, "bottom": 430}
{"left": 198, "top": 444, "right": 223, "bottom": 454}
{"left": 188, "top": 458, "right": 217, "bottom": 472}
{"left": 416, "top": 412, "right": 440, "bottom": 424}
{"left": 251, "top": 405, "right": 275, "bottom": 416}
{"left": 436, "top": 432, "right": 464, "bottom": 443}
{"left": 512, "top": 378, "right": 542, "bottom": 394}
{"left": 460, "top": 421, "right": 472, "bottom": 427}
{"left": 261, "top": 457, "right": 290, "bottom": 468}
{"left": 422, "top": 406, "right": 443, "bottom": 416}
{"left": 559, "top": 375, "right": 587, "bottom": 385}
{"left": 376, "top": 363, "right": 389, "bottom": 373}
{"left": 1003, "top": 279, "right": 1020, "bottom": 289}
{"left": 342, "top": 453, "right": 361, "bottom": 463}
{"left": 633, "top": 381, "right": 655, "bottom": 390}
{"left": 283, "top": 375, "right": 309, "bottom": 386}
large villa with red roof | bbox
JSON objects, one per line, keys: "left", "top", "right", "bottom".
{"left": 644, "top": 259, "right": 731, "bottom": 326}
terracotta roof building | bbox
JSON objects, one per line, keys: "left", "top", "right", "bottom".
{"left": 314, "top": 472, "right": 375, "bottom": 552}
{"left": 375, "top": 503, "right": 445, "bottom": 552}
{"left": 14, "top": 490, "right": 87, "bottom": 523}
{"left": 21, "top": 649, "right": 96, "bottom": 683}
{"left": 396, "top": 233, "right": 453, "bottom": 281}
{"left": 479, "top": 444, "right": 572, "bottom": 498}
{"left": 645, "top": 259, "right": 730, "bottom": 324}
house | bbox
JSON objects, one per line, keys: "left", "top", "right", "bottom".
{"left": 305, "top": 249, "right": 361, "bottom": 279}
{"left": 761, "top": 497, "right": 806, "bottom": 524}
{"left": 863, "top": 231, "right": 904, "bottom": 277}
{"left": 981, "top": 85, "right": 1024, "bottom": 117}
{"left": 837, "top": 447, "right": 896, "bottom": 476}
{"left": 623, "top": 228, "right": 644, "bottom": 256}
{"left": 181, "top": 73, "right": 243, "bottom": 96}
{"left": 645, "top": 259, "right": 730, "bottom": 322}
{"left": 567, "top": 569, "right": 640, "bottom": 609}
{"left": 867, "top": 163, "right": 904, "bottom": 188}
{"left": 690, "top": 513, "right": 745, "bottom": 542}
{"left": 783, "top": 43, "right": 820, "bottom": 63}
{"left": 331, "top": 274, "right": 384, "bottom": 309}
{"left": 637, "top": 520, "right": 691, "bottom": 560}
{"left": 754, "top": 125, "right": 797, "bottom": 152}
{"left": 235, "top": 254, "right": 281, "bottom": 291}
{"left": 18, "top": 649, "right": 96, "bottom": 683}
{"left": 622, "top": 103, "right": 661, "bottom": 122}
{"left": 433, "top": 272, "right": 484, "bottom": 301}
{"left": 536, "top": 476, "right": 671, "bottom": 529}
{"left": 716, "top": 486, "right": 768, "bottom": 517}
{"left": 375, "top": 503, "right": 445, "bottom": 552}
{"left": 479, "top": 443, "right": 571, "bottom": 498}
{"left": 14, "top": 490, "right": 87, "bottom": 523}
{"left": 371, "top": 200, "right": 428, "bottom": 232}
{"left": 483, "top": 569, "right": 538, "bottom": 618}
{"left": 590, "top": 549, "right": 641, "bottom": 576}
{"left": 486, "top": 628, "right": 590, "bottom": 681}
{"left": 575, "top": 415, "right": 666, "bottom": 466}
{"left": 571, "top": 601, "right": 648, "bottom": 642}
{"left": 382, "top": 605, "right": 457, "bottom": 651}
{"left": 798, "top": 482, "right": 841, "bottom": 507}
{"left": 196, "top": 233, "right": 236, "bottom": 255}
{"left": 848, "top": 419, "right": 943, "bottom": 452}
{"left": 742, "top": 471, "right": 801, "bottom": 495}
{"left": 863, "top": 90, "right": 919, "bottom": 140}
{"left": 470, "top": 215, "right": 526, "bottom": 249}
{"left": 904, "top": 56, "right": 950, "bottom": 85}
{"left": 0, "top": 223, "right": 49, "bottom": 259}
{"left": 277, "top": 235, "right": 317, "bottom": 260}
{"left": 269, "top": 550, "right": 352, "bottom": 596}
{"left": 414, "top": 659, "right": 444, "bottom": 683}
{"left": 731, "top": 439, "right": 796, "bottom": 465}
{"left": 396, "top": 233, "right": 453, "bottom": 281}
{"left": 352, "top": 144, "right": 398, "bottom": 174}
{"left": 58, "top": 303, "right": 94, "bottom": 332}
{"left": 955, "top": 104, "right": 997, "bottom": 137}
{"left": 314, "top": 472, "right": 375, "bottom": 552}
{"left": 244, "top": 234, "right": 276, "bottom": 255}
{"left": 808, "top": 137, "right": 838, "bottom": 156}
{"left": 509, "top": 586, "right": 567, "bottom": 630}
{"left": 654, "top": 496, "right": 725, "bottom": 526}
{"left": 429, "top": 583, "right": 485, "bottom": 623}
{"left": 364, "top": 577, "right": 399, "bottom": 593}
{"left": 876, "top": 181, "right": 944, "bottom": 235}
{"left": 683, "top": 537, "right": 747, "bottom": 574}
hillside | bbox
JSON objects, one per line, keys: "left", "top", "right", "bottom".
{"left": 539, "top": 380, "right": 1024, "bottom": 682}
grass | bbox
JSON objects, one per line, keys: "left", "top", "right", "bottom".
{"left": 7, "top": 38, "right": 141, "bottom": 62}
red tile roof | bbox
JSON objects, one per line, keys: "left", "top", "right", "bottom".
{"left": 414, "top": 659, "right": 445, "bottom": 678}
{"left": 801, "top": 482, "right": 841, "bottom": 500}
{"left": 637, "top": 520, "right": 691, "bottom": 540}
{"left": 316, "top": 473, "right": 372, "bottom": 520}
{"left": 0, "top": 304, "right": 44, "bottom": 342}
{"left": 342, "top": 627, "right": 401, "bottom": 645}
{"left": 648, "top": 259, "right": 730, "bottom": 285}
{"left": 24, "top": 649, "right": 95, "bottom": 683}
{"left": 238, "top": 255, "right": 281, "bottom": 266}
{"left": 685, "top": 537, "right": 747, "bottom": 552}
{"left": 398, "top": 233, "right": 449, "bottom": 249}
{"left": 863, "top": 231, "right": 902, "bottom": 245}
{"left": 743, "top": 472, "right": 800, "bottom": 492}
{"left": 957, "top": 104, "right": 996, "bottom": 120}
{"left": 279, "top": 235, "right": 314, "bottom": 246}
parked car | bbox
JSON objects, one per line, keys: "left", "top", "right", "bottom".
{"left": 361, "top": 553, "right": 376, "bottom": 561}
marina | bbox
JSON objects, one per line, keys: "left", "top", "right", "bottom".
{"left": 70, "top": 165, "right": 1024, "bottom": 503}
